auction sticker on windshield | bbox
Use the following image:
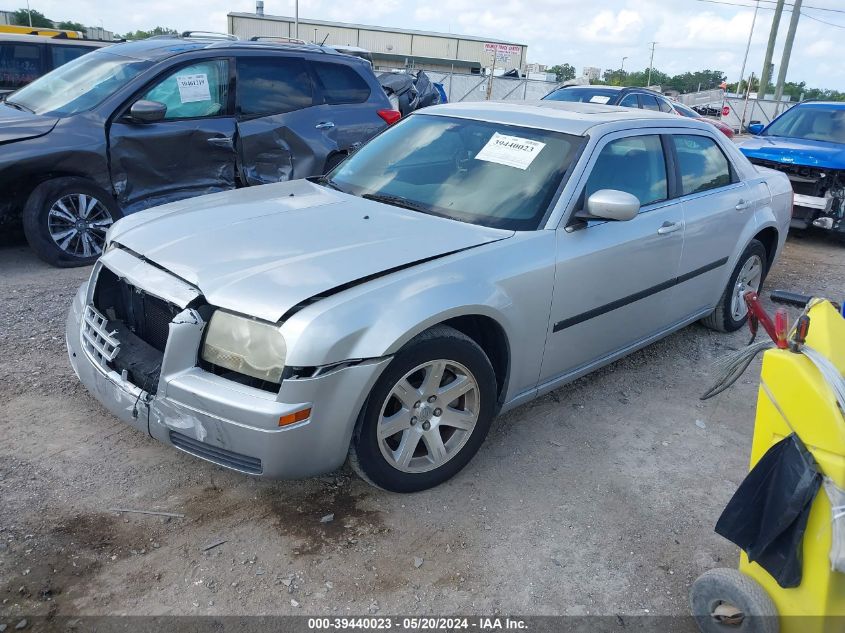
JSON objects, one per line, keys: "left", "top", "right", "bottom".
{"left": 176, "top": 73, "right": 211, "bottom": 103}
{"left": 475, "top": 133, "right": 546, "bottom": 170}
{"left": 589, "top": 95, "right": 611, "bottom": 104}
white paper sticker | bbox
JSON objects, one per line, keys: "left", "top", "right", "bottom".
{"left": 176, "top": 73, "right": 211, "bottom": 103}
{"left": 589, "top": 95, "right": 611, "bottom": 104}
{"left": 474, "top": 133, "right": 546, "bottom": 170}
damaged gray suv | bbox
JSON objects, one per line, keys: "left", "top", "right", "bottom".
{"left": 0, "top": 34, "right": 397, "bottom": 266}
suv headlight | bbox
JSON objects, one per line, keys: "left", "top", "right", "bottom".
{"left": 202, "top": 310, "right": 286, "bottom": 383}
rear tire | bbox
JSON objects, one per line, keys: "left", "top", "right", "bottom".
{"left": 349, "top": 325, "right": 497, "bottom": 493}
{"left": 22, "top": 177, "right": 122, "bottom": 267}
{"left": 701, "top": 240, "right": 767, "bottom": 333}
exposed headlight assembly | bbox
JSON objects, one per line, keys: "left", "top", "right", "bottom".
{"left": 202, "top": 310, "right": 286, "bottom": 383}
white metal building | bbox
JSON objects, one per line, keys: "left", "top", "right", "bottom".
{"left": 227, "top": 12, "right": 527, "bottom": 74}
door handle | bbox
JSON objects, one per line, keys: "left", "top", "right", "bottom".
{"left": 315, "top": 121, "right": 335, "bottom": 129}
{"left": 735, "top": 199, "right": 750, "bottom": 211}
{"left": 207, "top": 136, "right": 234, "bottom": 148}
{"left": 657, "top": 221, "right": 682, "bottom": 235}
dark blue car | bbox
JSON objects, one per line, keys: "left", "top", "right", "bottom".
{"left": 0, "top": 34, "right": 398, "bottom": 266}
{"left": 738, "top": 101, "right": 845, "bottom": 236}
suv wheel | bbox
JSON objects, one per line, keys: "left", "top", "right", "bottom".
{"left": 23, "top": 177, "right": 122, "bottom": 267}
{"left": 349, "top": 325, "right": 497, "bottom": 492}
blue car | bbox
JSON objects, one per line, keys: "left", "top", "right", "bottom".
{"left": 738, "top": 101, "right": 845, "bottom": 235}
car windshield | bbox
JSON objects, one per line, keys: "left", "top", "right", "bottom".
{"left": 7, "top": 50, "right": 151, "bottom": 116}
{"left": 327, "top": 114, "right": 582, "bottom": 230}
{"left": 543, "top": 87, "right": 619, "bottom": 105}
{"left": 763, "top": 106, "right": 845, "bottom": 144}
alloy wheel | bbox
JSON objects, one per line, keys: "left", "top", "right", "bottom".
{"left": 377, "top": 359, "right": 480, "bottom": 473}
{"left": 730, "top": 254, "right": 764, "bottom": 321}
{"left": 47, "top": 193, "right": 114, "bottom": 259}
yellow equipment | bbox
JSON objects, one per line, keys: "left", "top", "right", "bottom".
{"left": 0, "top": 24, "right": 81, "bottom": 38}
{"left": 744, "top": 298, "right": 845, "bottom": 630}
{"left": 692, "top": 297, "right": 845, "bottom": 633}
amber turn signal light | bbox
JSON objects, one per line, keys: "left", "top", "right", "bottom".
{"left": 279, "top": 408, "right": 311, "bottom": 427}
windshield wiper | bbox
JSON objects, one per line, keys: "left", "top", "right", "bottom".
{"left": 3, "top": 100, "right": 33, "bottom": 113}
{"left": 361, "top": 192, "right": 432, "bottom": 214}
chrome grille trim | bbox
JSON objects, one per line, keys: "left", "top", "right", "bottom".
{"left": 82, "top": 305, "right": 120, "bottom": 366}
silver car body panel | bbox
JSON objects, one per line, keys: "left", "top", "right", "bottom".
{"left": 69, "top": 102, "right": 793, "bottom": 479}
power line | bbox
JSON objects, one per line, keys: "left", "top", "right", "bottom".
{"left": 802, "top": 11, "right": 845, "bottom": 28}
{"left": 694, "top": 0, "right": 845, "bottom": 14}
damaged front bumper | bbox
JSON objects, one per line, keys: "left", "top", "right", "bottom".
{"left": 66, "top": 263, "right": 389, "bottom": 480}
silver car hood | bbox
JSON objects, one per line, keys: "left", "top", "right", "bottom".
{"left": 109, "top": 180, "right": 512, "bottom": 322}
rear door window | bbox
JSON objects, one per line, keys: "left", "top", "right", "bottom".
{"left": 237, "top": 56, "right": 313, "bottom": 116}
{"left": 0, "top": 43, "right": 44, "bottom": 89}
{"left": 311, "top": 61, "right": 371, "bottom": 104}
{"left": 640, "top": 94, "right": 660, "bottom": 111}
{"left": 672, "top": 135, "right": 734, "bottom": 195}
{"left": 658, "top": 98, "right": 674, "bottom": 114}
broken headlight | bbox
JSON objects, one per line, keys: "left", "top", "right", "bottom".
{"left": 202, "top": 310, "right": 286, "bottom": 383}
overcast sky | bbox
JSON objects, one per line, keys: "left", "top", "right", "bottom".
{"left": 29, "top": 0, "right": 845, "bottom": 91}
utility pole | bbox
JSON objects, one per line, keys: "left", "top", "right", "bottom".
{"left": 621, "top": 56, "right": 627, "bottom": 72}
{"left": 774, "top": 0, "right": 802, "bottom": 102}
{"left": 735, "top": 0, "right": 760, "bottom": 96}
{"left": 486, "top": 51, "right": 496, "bottom": 101}
{"left": 646, "top": 42, "right": 657, "bottom": 88}
{"left": 25, "top": 0, "right": 32, "bottom": 26}
{"left": 759, "top": 0, "right": 785, "bottom": 100}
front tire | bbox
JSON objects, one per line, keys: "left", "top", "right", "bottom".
{"left": 701, "top": 240, "right": 767, "bottom": 333}
{"left": 349, "top": 325, "right": 497, "bottom": 492}
{"left": 22, "top": 177, "right": 122, "bottom": 267}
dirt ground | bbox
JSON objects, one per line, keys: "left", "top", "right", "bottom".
{"left": 1, "top": 229, "right": 843, "bottom": 620}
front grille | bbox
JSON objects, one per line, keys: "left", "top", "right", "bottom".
{"left": 169, "top": 431, "right": 263, "bottom": 474}
{"left": 94, "top": 267, "right": 180, "bottom": 352}
{"left": 82, "top": 305, "right": 120, "bottom": 368}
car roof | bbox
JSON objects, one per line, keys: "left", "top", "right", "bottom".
{"left": 420, "top": 100, "right": 710, "bottom": 136}
{"left": 554, "top": 85, "right": 663, "bottom": 95}
{"left": 792, "top": 101, "right": 845, "bottom": 109}
{"left": 101, "top": 36, "right": 350, "bottom": 62}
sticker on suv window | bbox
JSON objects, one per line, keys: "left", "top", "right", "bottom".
{"left": 589, "top": 95, "right": 611, "bottom": 104}
{"left": 176, "top": 73, "right": 211, "bottom": 103}
{"left": 474, "top": 133, "right": 546, "bottom": 170}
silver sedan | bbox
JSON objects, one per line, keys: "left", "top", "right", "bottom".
{"left": 66, "top": 101, "right": 793, "bottom": 492}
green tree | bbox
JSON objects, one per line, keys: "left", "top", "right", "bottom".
{"left": 547, "top": 63, "right": 575, "bottom": 82}
{"left": 121, "top": 26, "right": 178, "bottom": 40}
{"left": 11, "top": 8, "right": 53, "bottom": 28}
{"left": 57, "top": 20, "right": 86, "bottom": 32}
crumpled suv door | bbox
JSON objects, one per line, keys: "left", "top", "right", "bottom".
{"left": 108, "top": 58, "right": 237, "bottom": 213}
{"left": 235, "top": 55, "right": 334, "bottom": 185}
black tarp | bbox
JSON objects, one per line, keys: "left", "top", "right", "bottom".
{"left": 715, "top": 434, "right": 822, "bottom": 588}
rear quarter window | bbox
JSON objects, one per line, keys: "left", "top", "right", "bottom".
{"left": 311, "top": 61, "right": 371, "bottom": 104}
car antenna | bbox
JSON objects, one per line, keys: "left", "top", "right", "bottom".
{"left": 320, "top": 33, "right": 330, "bottom": 46}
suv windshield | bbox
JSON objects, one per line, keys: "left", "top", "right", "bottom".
{"left": 8, "top": 50, "right": 151, "bottom": 116}
{"left": 764, "top": 106, "right": 845, "bottom": 144}
{"left": 328, "top": 114, "right": 582, "bottom": 230}
{"left": 543, "top": 87, "right": 619, "bottom": 105}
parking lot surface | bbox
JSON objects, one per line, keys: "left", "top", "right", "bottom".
{"left": 1, "top": 231, "right": 843, "bottom": 618}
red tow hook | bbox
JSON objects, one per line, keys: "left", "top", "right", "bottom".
{"left": 743, "top": 291, "right": 789, "bottom": 349}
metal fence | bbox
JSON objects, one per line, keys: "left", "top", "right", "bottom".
{"left": 388, "top": 69, "right": 560, "bottom": 103}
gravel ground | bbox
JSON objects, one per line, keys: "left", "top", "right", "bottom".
{"left": 0, "top": 229, "right": 843, "bottom": 620}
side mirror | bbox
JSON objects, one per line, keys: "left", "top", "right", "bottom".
{"left": 747, "top": 122, "right": 765, "bottom": 135}
{"left": 129, "top": 100, "right": 167, "bottom": 123}
{"left": 583, "top": 189, "right": 640, "bottom": 221}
